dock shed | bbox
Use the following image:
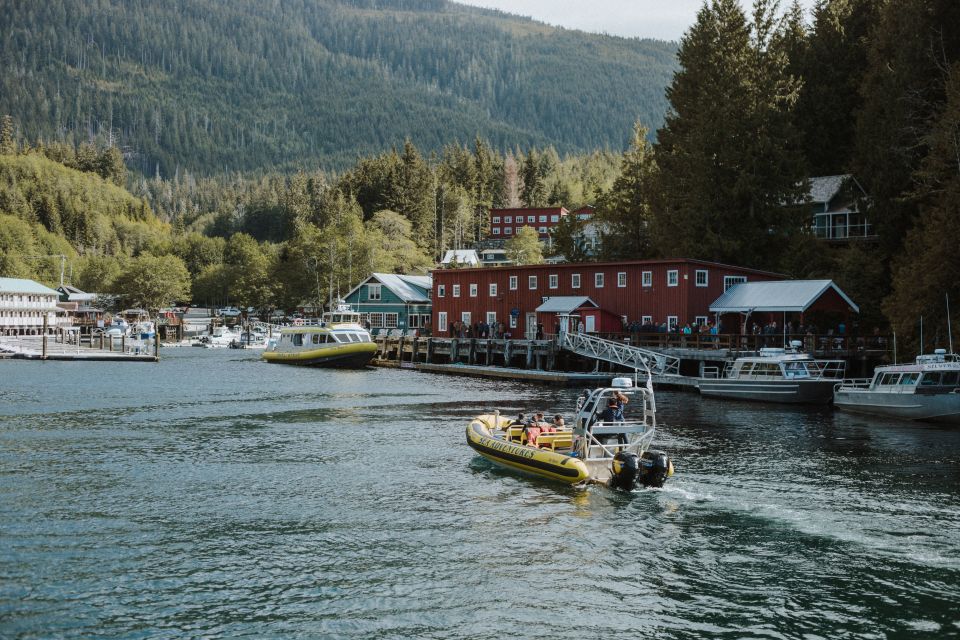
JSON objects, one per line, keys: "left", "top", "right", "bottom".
{"left": 710, "top": 280, "right": 859, "bottom": 333}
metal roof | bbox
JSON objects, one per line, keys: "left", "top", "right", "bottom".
{"left": 535, "top": 296, "right": 598, "bottom": 313}
{"left": 0, "top": 277, "right": 60, "bottom": 296}
{"left": 808, "top": 175, "right": 849, "bottom": 204}
{"left": 346, "top": 273, "right": 432, "bottom": 303}
{"left": 710, "top": 280, "right": 859, "bottom": 314}
{"left": 440, "top": 249, "right": 480, "bottom": 265}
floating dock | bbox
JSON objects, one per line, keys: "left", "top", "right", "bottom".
{"left": 0, "top": 335, "right": 159, "bottom": 362}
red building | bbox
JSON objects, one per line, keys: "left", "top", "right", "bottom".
{"left": 488, "top": 207, "right": 569, "bottom": 239}
{"left": 431, "top": 259, "right": 781, "bottom": 338}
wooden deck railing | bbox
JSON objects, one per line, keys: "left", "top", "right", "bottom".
{"left": 562, "top": 332, "right": 892, "bottom": 357}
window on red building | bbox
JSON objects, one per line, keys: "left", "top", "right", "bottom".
{"left": 549, "top": 274, "right": 558, "bottom": 289}
{"left": 529, "top": 275, "right": 538, "bottom": 290}
{"left": 509, "top": 276, "right": 518, "bottom": 290}
{"left": 667, "top": 270, "right": 679, "bottom": 287}
{"left": 642, "top": 271, "right": 652, "bottom": 287}
{"left": 469, "top": 284, "right": 478, "bottom": 297}
{"left": 572, "top": 273, "right": 581, "bottom": 289}
{"left": 695, "top": 270, "right": 708, "bottom": 287}
{"left": 489, "top": 283, "right": 497, "bottom": 296}
{"left": 617, "top": 272, "right": 626, "bottom": 287}
{"left": 452, "top": 284, "right": 461, "bottom": 297}
{"left": 437, "top": 285, "right": 445, "bottom": 297}
{"left": 595, "top": 273, "right": 604, "bottom": 288}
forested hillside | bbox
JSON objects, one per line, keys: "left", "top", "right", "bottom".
{"left": 0, "top": 0, "right": 676, "bottom": 176}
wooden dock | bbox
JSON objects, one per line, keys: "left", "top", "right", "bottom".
{"left": 0, "top": 335, "right": 159, "bottom": 362}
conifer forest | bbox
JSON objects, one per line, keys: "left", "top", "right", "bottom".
{"left": 1, "top": 0, "right": 958, "bottom": 348}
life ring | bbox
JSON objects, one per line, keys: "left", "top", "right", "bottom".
{"left": 293, "top": 318, "right": 304, "bottom": 326}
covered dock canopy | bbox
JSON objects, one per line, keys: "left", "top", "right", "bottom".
{"left": 535, "top": 296, "right": 598, "bottom": 314}
{"left": 710, "top": 280, "right": 859, "bottom": 314}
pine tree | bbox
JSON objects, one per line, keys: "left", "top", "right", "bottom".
{"left": 596, "top": 121, "right": 657, "bottom": 260}
{"left": 0, "top": 115, "right": 15, "bottom": 155}
{"left": 653, "top": 0, "right": 806, "bottom": 270}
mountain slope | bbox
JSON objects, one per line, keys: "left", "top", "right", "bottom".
{"left": 0, "top": 0, "right": 676, "bottom": 176}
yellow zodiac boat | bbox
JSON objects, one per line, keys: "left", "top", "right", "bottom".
{"left": 466, "top": 377, "right": 674, "bottom": 490}
{"left": 262, "top": 304, "right": 377, "bottom": 368}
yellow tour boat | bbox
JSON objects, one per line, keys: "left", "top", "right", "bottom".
{"left": 262, "top": 304, "right": 377, "bottom": 368}
{"left": 466, "top": 376, "right": 674, "bottom": 490}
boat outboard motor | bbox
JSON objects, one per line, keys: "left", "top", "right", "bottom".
{"left": 638, "top": 450, "right": 672, "bottom": 488}
{"left": 610, "top": 451, "right": 640, "bottom": 491}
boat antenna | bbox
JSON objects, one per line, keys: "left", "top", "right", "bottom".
{"left": 920, "top": 316, "right": 923, "bottom": 357}
{"left": 948, "top": 293, "right": 954, "bottom": 354}
{"left": 893, "top": 331, "right": 897, "bottom": 364}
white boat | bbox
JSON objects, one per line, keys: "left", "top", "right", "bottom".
{"left": 698, "top": 342, "right": 845, "bottom": 404}
{"left": 834, "top": 349, "right": 960, "bottom": 424}
{"left": 229, "top": 331, "right": 267, "bottom": 349}
{"left": 192, "top": 326, "right": 240, "bottom": 348}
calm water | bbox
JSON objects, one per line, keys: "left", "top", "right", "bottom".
{"left": 1, "top": 349, "right": 959, "bottom": 639}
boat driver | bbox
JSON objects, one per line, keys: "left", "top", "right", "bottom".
{"left": 598, "top": 391, "right": 628, "bottom": 423}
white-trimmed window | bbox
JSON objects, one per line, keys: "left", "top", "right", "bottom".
{"left": 516, "top": 226, "right": 523, "bottom": 234}
{"left": 528, "top": 215, "right": 536, "bottom": 223}
{"left": 492, "top": 227, "right": 500, "bottom": 235}
{"left": 642, "top": 315, "right": 652, "bottom": 324}
{"left": 538, "top": 227, "right": 547, "bottom": 234}
{"left": 370, "top": 312, "right": 384, "bottom": 328}
{"left": 509, "top": 315, "right": 517, "bottom": 328}
{"left": 695, "top": 316, "right": 708, "bottom": 326}
{"left": 385, "top": 313, "right": 399, "bottom": 328}
{"left": 461, "top": 311, "right": 471, "bottom": 324}
{"left": 695, "top": 270, "right": 708, "bottom": 287}
{"left": 504, "top": 227, "right": 512, "bottom": 235}
{"left": 367, "top": 283, "right": 382, "bottom": 301}
{"left": 452, "top": 284, "right": 461, "bottom": 297}
{"left": 408, "top": 314, "right": 420, "bottom": 328}
{"left": 486, "top": 311, "right": 496, "bottom": 325}
{"left": 489, "top": 283, "right": 497, "bottom": 297}
{"left": 667, "top": 270, "right": 679, "bottom": 287}
{"left": 571, "top": 273, "right": 581, "bottom": 289}
{"left": 667, "top": 316, "right": 678, "bottom": 330}
{"left": 492, "top": 216, "right": 501, "bottom": 224}
{"left": 469, "top": 283, "right": 478, "bottom": 297}
{"left": 724, "top": 275, "right": 747, "bottom": 291}
{"left": 595, "top": 273, "right": 604, "bottom": 288}
{"left": 509, "top": 276, "right": 518, "bottom": 290}
{"left": 438, "top": 312, "right": 447, "bottom": 333}
{"left": 551, "top": 215, "right": 559, "bottom": 222}
{"left": 549, "top": 274, "right": 558, "bottom": 289}
{"left": 505, "top": 216, "right": 512, "bottom": 223}
{"left": 642, "top": 271, "right": 652, "bottom": 287}
{"left": 617, "top": 272, "right": 627, "bottom": 288}
{"left": 528, "top": 275, "right": 538, "bottom": 290}
{"left": 437, "top": 285, "right": 445, "bottom": 298}
{"left": 539, "top": 215, "right": 547, "bottom": 222}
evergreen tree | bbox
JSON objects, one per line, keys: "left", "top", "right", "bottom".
{"left": 596, "top": 121, "right": 657, "bottom": 260}
{"left": 548, "top": 214, "right": 591, "bottom": 263}
{"left": 653, "top": 0, "right": 806, "bottom": 270}
{"left": 520, "top": 149, "right": 548, "bottom": 207}
{"left": 0, "top": 115, "right": 15, "bottom": 155}
{"left": 392, "top": 140, "right": 435, "bottom": 251}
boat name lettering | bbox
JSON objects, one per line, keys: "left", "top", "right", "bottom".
{"left": 482, "top": 437, "right": 536, "bottom": 459}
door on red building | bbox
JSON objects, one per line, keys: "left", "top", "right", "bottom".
{"left": 525, "top": 312, "right": 537, "bottom": 339}
{"left": 585, "top": 315, "right": 596, "bottom": 333}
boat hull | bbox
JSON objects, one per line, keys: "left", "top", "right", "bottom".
{"left": 465, "top": 416, "right": 590, "bottom": 485}
{"left": 698, "top": 378, "right": 837, "bottom": 404}
{"left": 262, "top": 342, "right": 377, "bottom": 368}
{"left": 834, "top": 390, "right": 960, "bottom": 424}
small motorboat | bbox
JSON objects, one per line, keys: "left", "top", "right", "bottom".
{"left": 466, "top": 375, "right": 673, "bottom": 490}
{"left": 834, "top": 349, "right": 960, "bottom": 423}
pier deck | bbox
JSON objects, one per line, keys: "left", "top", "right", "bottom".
{"left": 0, "top": 335, "right": 159, "bottom": 362}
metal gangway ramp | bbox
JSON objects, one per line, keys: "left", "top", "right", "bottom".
{"left": 560, "top": 331, "right": 680, "bottom": 376}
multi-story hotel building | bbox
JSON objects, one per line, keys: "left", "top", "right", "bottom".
{"left": 0, "top": 277, "right": 63, "bottom": 335}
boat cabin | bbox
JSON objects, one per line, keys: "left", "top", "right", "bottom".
{"left": 721, "top": 345, "right": 844, "bottom": 381}
{"left": 867, "top": 351, "right": 960, "bottom": 393}
{"left": 322, "top": 310, "right": 362, "bottom": 325}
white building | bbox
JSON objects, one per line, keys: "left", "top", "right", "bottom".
{"left": 0, "top": 277, "right": 63, "bottom": 335}
{"left": 440, "top": 249, "right": 480, "bottom": 268}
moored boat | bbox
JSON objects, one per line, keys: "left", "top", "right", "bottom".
{"left": 698, "top": 342, "right": 845, "bottom": 404}
{"left": 466, "top": 376, "right": 673, "bottom": 490}
{"left": 834, "top": 349, "right": 960, "bottom": 424}
{"left": 261, "top": 303, "right": 376, "bottom": 368}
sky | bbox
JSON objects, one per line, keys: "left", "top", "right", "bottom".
{"left": 455, "top": 0, "right": 818, "bottom": 41}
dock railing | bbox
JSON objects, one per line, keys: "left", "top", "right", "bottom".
{"left": 587, "top": 332, "right": 892, "bottom": 358}
{"left": 560, "top": 331, "right": 680, "bottom": 376}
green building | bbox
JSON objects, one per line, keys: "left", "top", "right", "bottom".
{"left": 343, "top": 273, "right": 432, "bottom": 335}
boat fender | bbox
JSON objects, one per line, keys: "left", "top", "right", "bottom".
{"left": 610, "top": 451, "right": 640, "bottom": 491}
{"left": 639, "top": 450, "right": 671, "bottom": 488}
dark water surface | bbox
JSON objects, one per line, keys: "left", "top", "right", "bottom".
{"left": 2, "top": 349, "right": 959, "bottom": 639}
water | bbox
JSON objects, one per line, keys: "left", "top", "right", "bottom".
{"left": 2, "top": 349, "right": 959, "bottom": 638}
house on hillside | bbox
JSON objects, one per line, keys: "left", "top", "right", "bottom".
{"left": 440, "top": 249, "right": 480, "bottom": 268}
{"left": 488, "top": 207, "right": 569, "bottom": 240}
{"left": 807, "top": 175, "right": 873, "bottom": 241}
{"left": 344, "top": 273, "right": 433, "bottom": 335}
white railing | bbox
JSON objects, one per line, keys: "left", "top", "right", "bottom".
{"left": 560, "top": 331, "right": 680, "bottom": 376}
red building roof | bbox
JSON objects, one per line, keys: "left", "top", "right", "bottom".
{"left": 430, "top": 259, "right": 783, "bottom": 337}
